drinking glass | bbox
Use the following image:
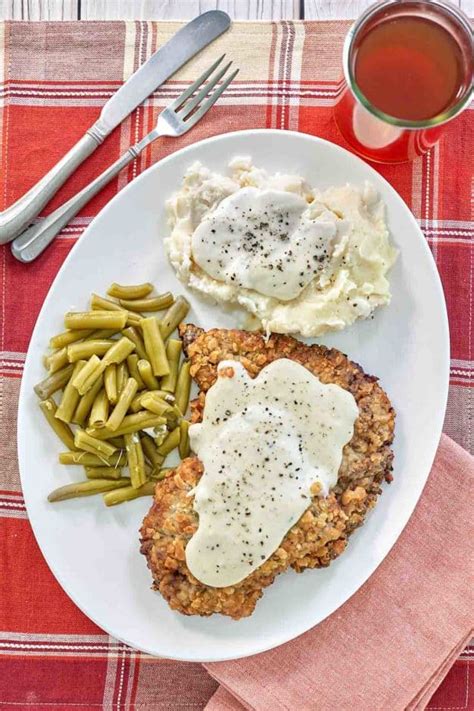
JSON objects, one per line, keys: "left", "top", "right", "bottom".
{"left": 334, "top": 0, "right": 473, "bottom": 163}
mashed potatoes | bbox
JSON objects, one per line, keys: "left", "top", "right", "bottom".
{"left": 165, "top": 158, "right": 397, "bottom": 337}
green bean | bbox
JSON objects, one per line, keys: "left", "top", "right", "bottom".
{"left": 156, "top": 426, "right": 180, "bottom": 457}
{"left": 129, "top": 398, "right": 175, "bottom": 424}
{"left": 102, "top": 336, "right": 135, "bottom": 367}
{"left": 72, "top": 375, "right": 103, "bottom": 425}
{"left": 122, "top": 327, "right": 148, "bottom": 360}
{"left": 72, "top": 342, "right": 131, "bottom": 398}
{"left": 136, "top": 359, "right": 159, "bottom": 390}
{"left": 59, "top": 450, "right": 124, "bottom": 466}
{"left": 130, "top": 390, "right": 174, "bottom": 414}
{"left": 39, "top": 399, "right": 77, "bottom": 450}
{"left": 153, "top": 422, "right": 169, "bottom": 447}
{"left": 162, "top": 410, "right": 180, "bottom": 437}
{"left": 106, "top": 377, "right": 138, "bottom": 431}
{"left": 129, "top": 389, "right": 175, "bottom": 414}
{"left": 140, "top": 391, "right": 173, "bottom": 416}
{"left": 65, "top": 310, "right": 127, "bottom": 330}
{"left": 87, "top": 412, "right": 166, "bottom": 439}
{"left": 140, "top": 433, "right": 165, "bottom": 468}
{"left": 45, "top": 347, "right": 69, "bottom": 374}
{"left": 75, "top": 429, "right": 117, "bottom": 457}
{"left": 141, "top": 317, "right": 169, "bottom": 377}
{"left": 67, "top": 339, "right": 114, "bottom": 363}
{"left": 160, "top": 390, "right": 175, "bottom": 402}
{"left": 50, "top": 329, "right": 94, "bottom": 349}
{"left": 55, "top": 360, "right": 85, "bottom": 422}
{"left": 108, "top": 437, "right": 125, "bottom": 449}
{"left": 179, "top": 420, "right": 190, "bottom": 459}
{"left": 90, "top": 293, "right": 123, "bottom": 311}
{"left": 116, "top": 361, "right": 129, "bottom": 396}
{"left": 84, "top": 328, "right": 119, "bottom": 340}
{"left": 34, "top": 363, "right": 74, "bottom": 400}
{"left": 126, "top": 354, "right": 145, "bottom": 389}
{"left": 71, "top": 355, "right": 103, "bottom": 395}
{"left": 103, "top": 480, "right": 155, "bottom": 506}
{"left": 119, "top": 293, "right": 174, "bottom": 312}
{"left": 160, "top": 339, "right": 181, "bottom": 393}
{"left": 89, "top": 389, "right": 109, "bottom": 429}
{"left": 175, "top": 360, "right": 191, "bottom": 416}
{"left": 48, "top": 478, "right": 130, "bottom": 502}
{"left": 107, "top": 282, "right": 154, "bottom": 300}
{"left": 125, "top": 433, "right": 146, "bottom": 489}
{"left": 129, "top": 392, "right": 144, "bottom": 413}
{"left": 159, "top": 296, "right": 190, "bottom": 340}
{"left": 85, "top": 466, "right": 123, "bottom": 480}
{"left": 149, "top": 467, "right": 173, "bottom": 481}
{"left": 90, "top": 293, "right": 142, "bottom": 327}
{"left": 103, "top": 363, "right": 118, "bottom": 405}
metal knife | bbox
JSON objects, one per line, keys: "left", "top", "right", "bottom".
{"left": 0, "top": 10, "right": 230, "bottom": 245}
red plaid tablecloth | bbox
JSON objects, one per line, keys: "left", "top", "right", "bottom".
{"left": 0, "top": 20, "right": 472, "bottom": 710}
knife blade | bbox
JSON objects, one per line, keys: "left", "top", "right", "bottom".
{"left": 0, "top": 10, "right": 231, "bottom": 244}
{"left": 93, "top": 10, "right": 231, "bottom": 138}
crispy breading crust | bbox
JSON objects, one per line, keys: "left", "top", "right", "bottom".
{"left": 140, "top": 327, "right": 395, "bottom": 619}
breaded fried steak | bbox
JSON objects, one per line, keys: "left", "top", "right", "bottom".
{"left": 140, "top": 327, "right": 395, "bottom": 619}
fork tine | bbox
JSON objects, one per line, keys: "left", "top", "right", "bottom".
{"left": 178, "top": 61, "right": 233, "bottom": 119}
{"left": 184, "top": 68, "right": 239, "bottom": 128}
{"left": 167, "top": 54, "right": 225, "bottom": 111}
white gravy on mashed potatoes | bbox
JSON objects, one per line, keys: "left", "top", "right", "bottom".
{"left": 166, "top": 158, "right": 398, "bottom": 337}
{"left": 192, "top": 187, "right": 344, "bottom": 302}
{"left": 186, "top": 359, "right": 358, "bottom": 588}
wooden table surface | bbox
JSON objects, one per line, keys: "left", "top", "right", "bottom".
{"left": 1, "top": 0, "right": 472, "bottom": 20}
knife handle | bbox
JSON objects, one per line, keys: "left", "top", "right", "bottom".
{"left": 0, "top": 130, "right": 104, "bottom": 245}
{"left": 11, "top": 148, "right": 138, "bottom": 263}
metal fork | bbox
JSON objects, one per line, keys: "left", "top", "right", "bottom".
{"left": 11, "top": 56, "right": 238, "bottom": 263}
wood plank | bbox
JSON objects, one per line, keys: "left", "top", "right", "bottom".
{"left": 304, "top": 0, "right": 379, "bottom": 20}
{"left": 304, "top": 0, "right": 473, "bottom": 19}
{"left": 80, "top": 1, "right": 299, "bottom": 20}
{"left": 1, "top": 0, "right": 469, "bottom": 22}
{"left": 0, "top": 0, "right": 77, "bottom": 19}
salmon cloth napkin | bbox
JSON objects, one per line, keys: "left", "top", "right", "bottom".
{"left": 204, "top": 435, "right": 474, "bottom": 711}
{"left": 0, "top": 19, "right": 473, "bottom": 710}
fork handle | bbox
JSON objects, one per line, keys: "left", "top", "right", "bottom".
{"left": 11, "top": 148, "right": 138, "bottom": 263}
{"left": 0, "top": 132, "right": 103, "bottom": 245}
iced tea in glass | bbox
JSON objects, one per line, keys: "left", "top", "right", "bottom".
{"left": 334, "top": 0, "right": 473, "bottom": 163}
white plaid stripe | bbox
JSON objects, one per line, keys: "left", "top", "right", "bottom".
{"left": 432, "top": 143, "right": 440, "bottom": 218}
{"left": 3, "top": 93, "right": 346, "bottom": 109}
{"left": 124, "top": 648, "right": 138, "bottom": 710}
{"left": 117, "top": 21, "right": 137, "bottom": 195}
{"left": 102, "top": 638, "right": 120, "bottom": 708}
{"left": 115, "top": 643, "right": 129, "bottom": 710}
{"left": 424, "top": 149, "right": 436, "bottom": 259}
{"left": 288, "top": 23, "right": 305, "bottom": 131}
{"left": 411, "top": 155, "right": 423, "bottom": 220}
{"left": 132, "top": 21, "right": 148, "bottom": 182}
{"left": 0, "top": 631, "right": 125, "bottom": 658}
{"left": 268, "top": 24, "right": 280, "bottom": 129}
{"left": 280, "top": 21, "right": 292, "bottom": 129}
{"left": 0, "top": 23, "right": 4, "bottom": 123}
{"left": 0, "top": 488, "right": 26, "bottom": 518}
{"left": 0, "top": 81, "right": 343, "bottom": 101}
{"left": 421, "top": 219, "right": 474, "bottom": 229}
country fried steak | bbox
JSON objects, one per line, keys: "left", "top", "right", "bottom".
{"left": 140, "top": 326, "right": 395, "bottom": 619}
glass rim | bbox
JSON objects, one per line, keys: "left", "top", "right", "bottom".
{"left": 343, "top": 0, "right": 474, "bottom": 130}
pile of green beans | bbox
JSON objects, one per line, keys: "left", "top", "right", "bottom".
{"left": 35, "top": 282, "right": 193, "bottom": 506}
